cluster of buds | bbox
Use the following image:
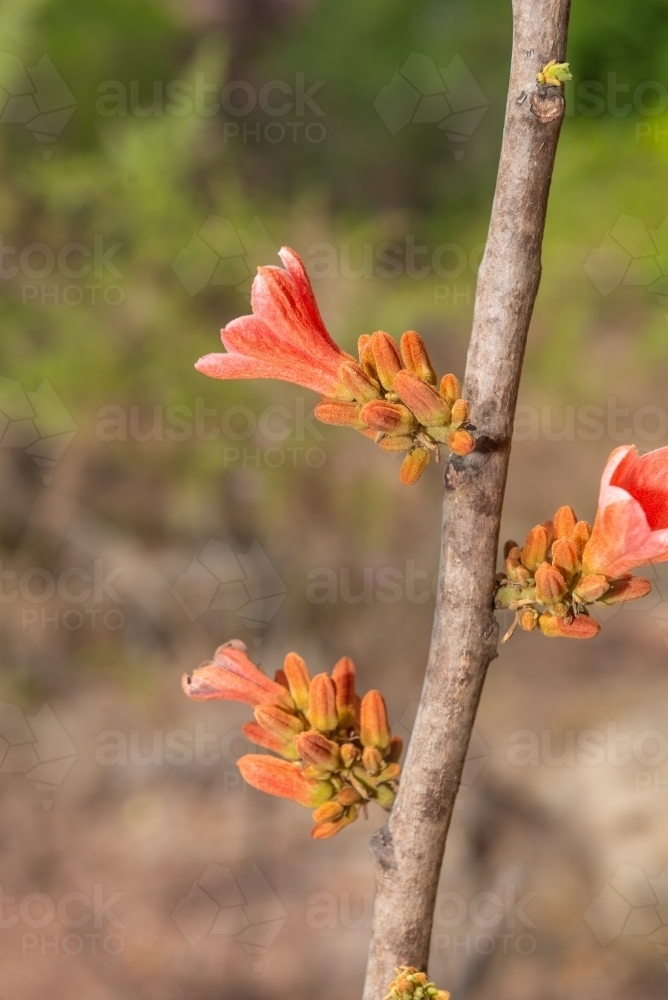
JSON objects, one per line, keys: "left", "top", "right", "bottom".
{"left": 495, "top": 505, "right": 652, "bottom": 640}
{"left": 182, "top": 640, "right": 402, "bottom": 838}
{"left": 314, "top": 330, "right": 475, "bottom": 485}
{"left": 384, "top": 967, "right": 450, "bottom": 1000}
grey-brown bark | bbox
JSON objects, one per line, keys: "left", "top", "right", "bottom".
{"left": 362, "top": 1, "right": 572, "bottom": 997}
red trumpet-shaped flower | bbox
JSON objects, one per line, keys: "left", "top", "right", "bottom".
{"left": 582, "top": 444, "right": 668, "bottom": 578}
{"left": 182, "top": 641, "right": 402, "bottom": 838}
{"left": 195, "top": 248, "right": 474, "bottom": 483}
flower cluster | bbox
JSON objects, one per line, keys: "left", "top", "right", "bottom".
{"left": 195, "top": 247, "right": 474, "bottom": 484}
{"left": 495, "top": 443, "right": 668, "bottom": 640}
{"left": 181, "top": 640, "right": 402, "bottom": 838}
{"left": 384, "top": 967, "right": 450, "bottom": 1000}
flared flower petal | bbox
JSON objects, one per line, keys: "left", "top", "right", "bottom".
{"left": 583, "top": 445, "right": 668, "bottom": 577}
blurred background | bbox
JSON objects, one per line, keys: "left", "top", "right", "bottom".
{"left": 2, "top": 1, "right": 668, "bottom": 997}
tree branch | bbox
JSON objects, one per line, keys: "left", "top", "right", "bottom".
{"left": 362, "top": 1, "right": 572, "bottom": 996}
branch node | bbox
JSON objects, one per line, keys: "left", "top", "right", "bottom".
{"left": 529, "top": 90, "right": 565, "bottom": 124}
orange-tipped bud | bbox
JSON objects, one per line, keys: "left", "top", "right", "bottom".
{"left": 340, "top": 743, "right": 360, "bottom": 768}
{"left": 254, "top": 704, "right": 304, "bottom": 741}
{"left": 542, "top": 520, "right": 554, "bottom": 547}
{"left": 182, "top": 661, "right": 293, "bottom": 710}
{"left": 295, "top": 731, "right": 341, "bottom": 770}
{"left": 362, "top": 746, "right": 384, "bottom": 775}
{"left": 596, "top": 576, "right": 652, "bottom": 605}
{"left": 375, "top": 783, "right": 397, "bottom": 809}
{"left": 314, "top": 400, "right": 365, "bottom": 429}
{"left": 553, "top": 505, "right": 577, "bottom": 540}
{"left": 572, "top": 520, "right": 592, "bottom": 558}
{"left": 521, "top": 525, "right": 549, "bottom": 571}
{"left": 338, "top": 360, "right": 381, "bottom": 403}
{"left": 360, "top": 400, "right": 417, "bottom": 435}
{"left": 439, "top": 373, "right": 460, "bottom": 406}
{"left": 573, "top": 574, "right": 610, "bottom": 603}
{"left": 357, "top": 334, "right": 372, "bottom": 356}
{"left": 537, "top": 613, "right": 601, "bottom": 639}
{"left": 238, "top": 755, "right": 334, "bottom": 807}
{"left": 378, "top": 434, "right": 414, "bottom": 453}
{"left": 448, "top": 428, "right": 475, "bottom": 456}
{"left": 534, "top": 561, "right": 568, "bottom": 604}
{"left": 308, "top": 673, "right": 338, "bottom": 733}
{"left": 519, "top": 608, "right": 538, "bottom": 631}
{"left": 394, "top": 371, "right": 451, "bottom": 426}
{"left": 400, "top": 447, "right": 430, "bottom": 485}
{"left": 311, "top": 809, "right": 358, "bottom": 839}
{"left": 242, "top": 721, "right": 299, "bottom": 760}
{"left": 312, "top": 800, "right": 345, "bottom": 824}
{"left": 358, "top": 335, "right": 378, "bottom": 381}
{"left": 400, "top": 331, "right": 436, "bottom": 383}
{"left": 360, "top": 690, "right": 391, "bottom": 750}
{"left": 387, "top": 735, "right": 403, "bottom": 763}
{"left": 504, "top": 555, "right": 531, "bottom": 585}
{"left": 282, "top": 652, "right": 311, "bottom": 712}
{"left": 504, "top": 539, "right": 519, "bottom": 558}
{"left": 377, "top": 762, "right": 401, "bottom": 783}
{"left": 551, "top": 538, "right": 579, "bottom": 580}
{"left": 332, "top": 656, "right": 357, "bottom": 728}
{"left": 450, "top": 399, "right": 469, "bottom": 426}
{"left": 371, "top": 331, "right": 403, "bottom": 390}
{"left": 337, "top": 786, "right": 362, "bottom": 806}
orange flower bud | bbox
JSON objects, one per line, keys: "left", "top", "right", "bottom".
{"left": 504, "top": 556, "right": 531, "bottom": 585}
{"left": 371, "top": 331, "right": 403, "bottom": 390}
{"left": 378, "top": 434, "right": 414, "bottom": 453}
{"left": 338, "top": 360, "right": 381, "bottom": 403}
{"left": 242, "top": 721, "right": 300, "bottom": 760}
{"left": 394, "top": 370, "right": 451, "bottom": 426}
{"left": 519, "top": 608, "right": 538, "bottom": 631}
{"left": 553, "top": 505, "right": 577, "bottom": 540}
{"left": 311, "top": 808, "right": 358, "bottom": 839}
{"left": 357, "top": 334, "right": 372, "bottom": 356}
{"left": 534, "top": 561, "right": 567, "bottom": 604}
{"left": 314, "top": 400, "right": 365, "bottom": 429}
{"left": 238, "top": 754, "right": 334, "bottom": 807}
{"left": 360, "top": 690, "right": 391, "bottom": 750}
{"left": 308, "top": 673, "right": 338, "bottom": 733}
{"left": 521, "top": 525, "right": 549, "bottom": 572}
{"left": 571, "top": 520, "right": 592, "bottom": 557}
{"left": 254, "top": 704, "right": 304, "bottom": 741}
{"left": 542, "top": 520, "right": 554, "bottom": 547}
{"left": 340, "top": 743, "right": 360, "bottom": 768}
{"left": 362, "top": 746, "right": 383, "bottom": 775}
{"left": 358, "top": 335, "right": 378, "bottom": 381}
{"left": 596, "top": 576, "right": 652, "bottom": 605}
{"left": 182, "top": 660, "right": 293, "bottom": 711}
{"left": 295, "top": 731, "right": 341, "bottom": 770}
{"left": 450, "top": 399, "right": 469, "bottom": 426}
{"left": 375, "top": 783, "right": 397, "bottom": 809}
{"left": 337, "top": 786, "right": 362, "bottom": 806}
{"left": 448, "top": 429, "right": 475, "bottom": 456}
{"left": 282, "top": 651, "right": 311, "bottom": 712}
{"left": 572, "top": 574, "right": 610, "bottom": 603}
{"left": 400, "top": 447, "right": 431, "bottom": 485}
{"left": 360, "top": 400, "right": 417, "bottom": 435}
{"left": 377, "top": 762, "right": 401, "bottom": 783}
{"left": 439, "top": 373, "right": 460, "bottom": 406}
{"left": 312, "top": 800, "right": 345, "bottom": 824}
{"left": 387, "top": 735, "right": 403, "bottom": 762}
{"left": 400, "top": 331, "right": 437, "bottom": 383}
{"left": 332, "top": 656, "right": 357, "bottom": 728}
{"left": 537, "top": 613, "right": 600, "bottom": 639}
{"left": 551, "top": 538, "right": 579, "bottom": 580}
